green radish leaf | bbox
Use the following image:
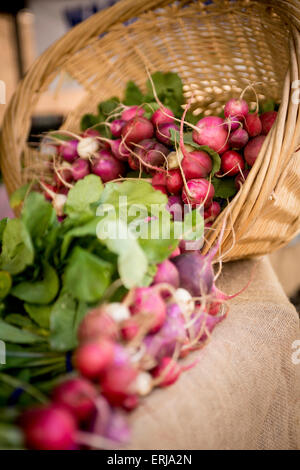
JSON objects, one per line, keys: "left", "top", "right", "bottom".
{"left": 64, "top": 247, "right": 113, "bottom": 303}
{"left": 0, "top": 271, "right": 12, "bottom": 299}
{"left": 61, "top": 217, "right": 102, "bottom": 259}
{"left": 0, "top": 219, "right": 8, "bottom": 244}
{"left": 0, "top": 424, "right": 24, "bottom": 449}
{"left": 260, "top": 99, "right": 275, "bottom": 113}
{"left": 145, "top": 72, "right": 184, "bottom": 117}
{"left": 65, "top": 175, "right": 104, "bottom": 219}
{"left": 97, "top": 219, "right": 148, "bottom": 289}
{"left": 0, "top": 320, "right": 44, "bottom": 344}
{"left": 80, "top": 113, "right": 101, "bottom": 132}
{"left": 50, "top": 293, "right": 87, "bottom": 351}
{"left": 22, "top": 192, "right": 55, "bottom": 240}
{"left": 98, "top": 98, "right": 120, "bottom": 118}
{"left": 124, "top": 81, "right": 144, "bottom": 106}
{"left": 179, "top": 208, "right": 204, "bottom": 242}
{"left": 0, "top": 219, "right": 34, "bottom": 275}
{"left": 211, "top": 176, "right": 237, "bottom": 198}
{"left": 11, "top": 262, "right": 59, "bottom": 305}
{"left": 24, "top": 304, "right": 52, "bottom": 329}
{"left": 142, "top": 102, "right": 160, "bottom": 119}
{"left": 138, "top": 218, "right": 179, "bottom": 264}
{"left": 9, "top": 184, "right": 30, "bottom": 209}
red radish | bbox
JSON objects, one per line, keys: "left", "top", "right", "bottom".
{"left": 78, "top": 308, "right": 118, "bottom": 342}
{"left": 52, "top": 378, "right": 97, "bottom": 422}
{"left": 204, "top": 201, "right": 221, "bottom": 220}
{"left": 152, "top": 357, "right": 181, "bottom": 387}
{"left": 151, "top": 107, "right": 174, "bottom": 126}
{"left": 134, "top": 138, "right": 168, "bottom": 171}
{"left": 54, "top": 163, "right": 73, "bottom": 187}
{"left": 152, "top": 172, "right": 167, "bottom": 186}
{"left": 122, "top": 394, "right": 139, "bottom": 411}
{"left": 224, "top": 98, "right": 249, "bottom": 120}
{"left": 166, "top": 195, "right": 183, "bottom": 221}
{"left": 235, "top": 169, "right": 250, "bottom": 189}
{"left": 43, "top": 183, "right": 57, "bottom": 201}
{"left": 59, "top": 140, "right": 78, "bottom": 163}
{"left": 219, "top": 140, "right": 230, "bottom": 154}
{"left": 75, "top": 339, "right": 115, "bottom": 379}
{"left": 182, "top": 178, "right": 214, "bottom": 208}
{"left": 128, "top": 153, "right": 140, "bottom": 171}
{"left": 130, "top": 287, "right": 166, "bottom": 334}
{"left": 20, "top": 405, "right": 76, "bottom": 450}
{"left": 121, "top": 116, "right": 154, "bottom": 144}
{"left": 82, "top": 129, "right": 101, "bottom": 138}
{"left": 153, "top": 259, "right": 180, "bottom": 289}
{"left": 221, "top": 150, "right": 245, "bottom": 176}
{"left": 77, "top": 137, "right": 99, "bottom": 159}
{"left": 110, "top": 139, "right": 131, "bottom": 161}
{"left": 156, "top": 122, "right": 179, "bottom": 146}
{"left": 72, "top": 159, "right": 90, "bottom": 181}
{"left": 192, "top": 116, "right": 228, "bottom": 152}
{"left": 171, "top": 251, "right": 214, "bottom": 297}
{"left": 121, "top": 105, "right": 145, "bottom": 121}
{"left": 260, "top": 110, "right": 277, "bottom": 135}
{"left": 153, "top": 185, "right": 168, "bottom": 195}
{"left": 92, "top": 150, "right": 125, "bottom": 182}
{"left": 121, "top": 318, "right": 139, "bottom": 341}
{"left": 244, "top": 113, "right": 262, "bottom": 137}
{"left": 182, "top": 149, "right": 212, "bottom": 179}
{"left": 170, "top": 247, "right": 181, "bottom": 258}
{"left": 110, "top": 119, "right": 126, "bottom": 137}
{"left": 244, "top": 135, "right": 265, "bottom": 166}
{"left": 228, "top": 128, "right": 249, "bottom": 149}
{"left": 100, "top": 364, "right": 138, "bottom": 407}
{"left": 166, "top": 169, "right": 184, "bottom": 195}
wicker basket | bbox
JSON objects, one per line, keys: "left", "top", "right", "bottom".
{"left": 1, "top": 0, "right": 300, "bottom": 260}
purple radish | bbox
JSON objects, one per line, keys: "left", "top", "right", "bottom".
{"left": 244, "top": 135, "right": 265, "bottom": 166}
{"left": 153, "top": 259, "right": 180, "bottom": 289}
{"left": 72, "top": 159, "right": 90, "bottom": 181}
{"left": 171, "top": 251, "right": 214, "bottom": 297}
{"left": 110, "top": 139, "right": 131, "bottom": 161}
{"left": 189, "top": 309, "right": 225, "bottom": 341}
{"left": 132, "top": 138, "right": 169, "bottom": 172}
{"left": 228, "top": 128, "right": 249, "bottom": 149}
{"left": 59, "top": 140, "right": 78, "bottom": 163}
{"left": 156, "top": 122, "right": 179, "bottom": 145}
{"left": 92, "top": 150, "right": 125, "bottom": 182}
{"left": 166, "top": 195, "right": 183, "bottom": 221}
{"left": 104, "top": 410, "right": 131, "bottom": 444}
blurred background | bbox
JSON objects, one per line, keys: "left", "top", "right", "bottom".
{"left": 0, "top": 0, "right": 299, "bottom": 308}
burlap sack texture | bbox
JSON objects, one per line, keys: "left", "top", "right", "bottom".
{"left": 125, "top": 257, "right": 300, "bottom": 450}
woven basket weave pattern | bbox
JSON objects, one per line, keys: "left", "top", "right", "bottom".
{"left": 1, "top": 0, "right": 300, "bottom": 260}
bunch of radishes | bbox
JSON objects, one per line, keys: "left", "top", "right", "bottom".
{"left": 20, "top": 248, "right": 233, "bottom": 450}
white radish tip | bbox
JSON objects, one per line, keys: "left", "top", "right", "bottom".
{"left": 105, "top": 303, "right": 130, "bottom": 323}
{"left": 77, "top": 137, "right": 99, "bottom": 159}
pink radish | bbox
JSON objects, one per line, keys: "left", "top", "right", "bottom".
{"left": 170, "top": 247, "right": 181, "bottom": 258}
{"left": 121, "top": 116, "right": 154, "bottom": 144}
{"left": 156, "top": 122, "right": 179, "bottom": 145}
{"left": 166, "top": 169, "right": 184, "bottom": 195}
{"left": 110, "top": 139, "right": 131, "bottom": 161}
{"left": 228, "top": 128, "right": 249, "bottom": 149}
{"left": 235, "top": 169, "right": 250, "bottom": 189}
{"left": 192, "top": 116, "right": 228, "bottom": 153}
{"left": 153, "top": 259, "right": 180, "bottom": 289}
{"left": 152, "top": 357, "right": 181, "bottom": 387}
{"left": 260, "top": 111, "right": 277, "bottom": 135}
{"left": 244, "top": 135, "right": 265, "bottom": 166}
{"left": 20, "top": 405, "right": 76, "bottom": 450}
{"left": 110, "top": 119, "right": 126, "bottom": 138}
{"left": 75, "top": 339, "right": 115, "bottom": 379}
{"left": 224, "top": 116, "right": 241, "bottom": 131}
{"left": 82, "top": 129, "right": 101, "bottom": 138}
{"left": 224, "top": 98, "right": 249, "bottom": 120}
{"left": 204, "top": 201, "right": 221, "bottom": 220}
{"left": 244, "top": 113, "right": 262, "bottom": 137}
{"left": 121, "top": 105, "right": 145, "bottom": 121}
{"left": 152, "top": 172, "right": 167, "bottom": 186}
{"left": 52, "top": 378, "right": 97, "bottom": 422}
{"left": 181, "top": 178, "right": 214, "bottom": 209}
{"left": 100, "top": 364, "right": 138, "bottom": 407}
{"left": 78, "top": 307, "right": 119, "bottom": 342}
{"left": 130, "top": 287, "right": 166, "bottom": 334}
{"left": 59, "top": 140, "right": 78, "bottom": 163}
{"left": 221, "top": 150, "right": 245, "bottom": 176}
{"left": 72, "top": 159, "right": 90, "bottom": 181}
{"left": 121, "top": 318, "right": 139, "bottom": 341}
{"left": 151, "top": 107, "right": 174, "bottom": 126}
{"left": 182, "top": 149, "right": 212, "bottom": 179}
{"left": 91, "top": 150, "right": 125, "bottom": 182}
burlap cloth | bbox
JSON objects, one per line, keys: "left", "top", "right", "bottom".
{"left": 126, "top": 257, "right": 300, "bottom": 450}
